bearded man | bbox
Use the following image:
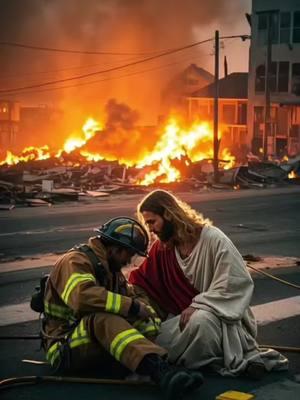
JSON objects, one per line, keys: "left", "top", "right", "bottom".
{"left": 129, "top": 190, "right": 288, "bottom": 378}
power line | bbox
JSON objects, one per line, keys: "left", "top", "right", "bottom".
{"left": 3, "top": 52, "right": 211, "bottom": 97}
{"left": 0, "top": 57, "right": 140, "bottom": 80}
{"left": 0, "top": 54, "right": 142, "bottom": 82}
{"left": 0, "top": 34, "right": 249, "bottom": 95}
{"left": 0, "top": 41, "right": 161, "bottom": 56}
{"left": 0, "top": 37, "right": 214, "bottom": 94}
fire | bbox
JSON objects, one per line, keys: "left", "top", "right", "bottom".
{"left": 136, "top": 118, "right": 235, "bottom": 184}
{"left": 0, "top": 145, "right": 50, "bottom": 166}
{"left": 288, "top": 170, "right": 297, "bottom": 179}
{"left": 0, "top": 115, "right": 236, "bottom": 185}
{"left": 0, "top": 118, "right": 102, "bottom": 166}
{"left": 57, "top": 118, "right": 102, "bottom": 156}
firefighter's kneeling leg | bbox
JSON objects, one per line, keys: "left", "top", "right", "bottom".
{"left": 87, "top": 312, "right": 166, "bottom": 371}
{"left": 46, "top": 317, "right": 110, "bottom": 372}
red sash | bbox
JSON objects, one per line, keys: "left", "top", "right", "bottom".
{"left": 129, "top": 240, "right": 199, "bottom": 315}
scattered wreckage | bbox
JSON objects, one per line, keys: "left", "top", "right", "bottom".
{"left": 0, "top": 155, "right": 299, "bottom": 209}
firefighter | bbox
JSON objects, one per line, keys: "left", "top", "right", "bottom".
{"left": 43, "top": 217, "right": 203, "bottom": 399}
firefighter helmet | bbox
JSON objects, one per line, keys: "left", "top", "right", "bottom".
{"left": 95, "top": 217, "right": 149, "bottom": 257}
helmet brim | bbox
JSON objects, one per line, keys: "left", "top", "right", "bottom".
{"left": 94, "top": 230, "right": 148, "bottom": 257}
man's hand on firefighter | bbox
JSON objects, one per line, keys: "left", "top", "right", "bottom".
{"left": 179, "top": 306, "right": 197, "bottom": 331}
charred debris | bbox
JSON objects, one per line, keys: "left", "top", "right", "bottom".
{"left": 0, "top": 153, "right": 299, "bottom": 209}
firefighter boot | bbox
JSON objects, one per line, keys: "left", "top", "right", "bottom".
{"left": 136, "top": 354, "right": 203, "bottom": 399}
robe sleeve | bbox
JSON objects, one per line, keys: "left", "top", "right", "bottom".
{"left": 191, "top": 230, "right": 254, "bottom": 322}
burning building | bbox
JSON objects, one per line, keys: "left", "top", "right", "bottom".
{"left": 186, "top": 72, "right": 249, "bottom": 161}
{"left": 0, "top": 100, "right": 20, "bottom": 151}
{"left": 161, "top": 63, "right": 214, "bottom": 116}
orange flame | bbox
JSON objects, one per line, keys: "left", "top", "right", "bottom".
{"left": 56, "top": 118, "right": 102, "bottom": 157}
{"left": 0, "top": 145, "right": 50, "bottom": 166}
{"left": 135, "top": 118, "right": 235, "bottom": 184}
{"left": 288, "top": 170, "right": 297, "bottom": 179}
{"left": 0, "top": 115, "right": 236, "bottom": 185}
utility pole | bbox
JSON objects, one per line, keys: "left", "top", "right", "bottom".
{"left": 263, "top": 13, "right": 273, "bottom": 161}
{"left": 213, "top": 30, "right": 220, "bottom": 183}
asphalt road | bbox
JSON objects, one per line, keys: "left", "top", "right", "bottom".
{"left": 1, "top": 187, "right": 300, "bottom": 260}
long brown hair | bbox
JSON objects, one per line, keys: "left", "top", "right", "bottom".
{"left": 137, "top": 189, "right": 212, "bottom": 243}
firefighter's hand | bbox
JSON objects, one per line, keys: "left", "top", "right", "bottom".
{"left": 179, "top": 306, "right": 197, "bottom": 331}
{"left": 137, "top": 302, "right": 156, "bottom": 321}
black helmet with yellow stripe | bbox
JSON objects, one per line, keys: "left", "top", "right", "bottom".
{"left": 95, "top": 217, "right": 149, "bottom": 257}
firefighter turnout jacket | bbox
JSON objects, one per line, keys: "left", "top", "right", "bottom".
{"left": 43, "top": 237, "right": 166, "bottom": 371}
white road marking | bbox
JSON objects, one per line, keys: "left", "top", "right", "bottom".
{"left": 0, "top": 302, "right": 38, "bottom": 326}
{"left": 251, "top": 295, "right": 300, "bottom": 326}
{"left": 0, "top": 296, "right": 300, "bottom": 327}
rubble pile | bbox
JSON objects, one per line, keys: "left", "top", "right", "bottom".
{"left": 0, "top": 155, "right": 299, "bottom": 209}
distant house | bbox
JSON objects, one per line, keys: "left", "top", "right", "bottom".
{"left": 186, "top": 72, "right": 249, "bottom": 153}
{"left": 0, "top": 100, "right": 20, "bottom": 150}
{"left": 20, "top": 105, "right": 63, "bottom": 149}
{"left": 248, "top": 0, "right": 300, "bottom": 156}
{"left": 160, "top": 64, "right": 214, "bottom": 115}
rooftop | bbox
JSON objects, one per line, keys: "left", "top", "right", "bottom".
{"left": 190, "top": 72, "right": 248, "bottom": 99}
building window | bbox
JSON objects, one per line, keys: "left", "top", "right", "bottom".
{"left": 258, "top": 13, "right": 268, "bottom": 45}
{"left": 278, "top": 62, "right": 289, "bottom": 92}
{"left": 256, "top": 62, "right": 289, "bottom": 93}
{"left": 280, "top": 12, "right": 291, "bottom": 43}
{"left": 292, "top": 63, "right": 300, "bottom": 96}
{"left": 255, "top": 64, "right": 265, "bottom": 92}
{"left": 237, "top": 103, "right": 247, "bottom": 125}
{"left": 257, "top": 11, "right": 279, "bottom": 45}
{"left": 293, "top": 11, "right": 300, "bottom": 43}
{"left": 0, "top": 103, "right": 9, "bottom": 114}
{"left": 222, "top": 104, "right": 235, "bottom": 124}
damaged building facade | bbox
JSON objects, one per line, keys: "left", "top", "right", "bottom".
{"left": 0, "top": 100, "right": 20, "bottom": 149}
{"left": 186, "top": 72, "right": 249, "bottom": 160}
{"left": 248, "top": 0, "right": 300, "bottom": 157}
{"left": 160, "top": 63, "right": 214, "bottom": 116}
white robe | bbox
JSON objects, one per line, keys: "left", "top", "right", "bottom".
{"left": 155, "top": 225, "right": 288, "bottom": 376}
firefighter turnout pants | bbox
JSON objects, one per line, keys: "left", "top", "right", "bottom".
{"left": 46, "top": 312, "right": 166, "bottom": 372}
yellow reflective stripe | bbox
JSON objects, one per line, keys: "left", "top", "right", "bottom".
{"left": 110, "top": 329, "right": 144, "bottom": 361}
{"left": 71, "top": 319, "right": 86, "bottom": 340}
{"left": 133, "top": 320, "right": 143, "bottom": 329}
{"left": 69, "top": 319, "right": 91, "bottom": 349}
{"left": 46, "top": 342, "right": 60, "bottom": 366}
{"left": 44, "top": 301, "right": 74, "bottom": 320}
{"left": 114, "top": 334, "right": 144, "bottom": 361}
{"left": 115, "top": 293, "right": 121, "bottom": 313}
{"left": 114, "top": 224, "right": 131, "bottom": 233}
{"left": 46, "top": 320, "right": 91, "bottom": 367}
{"left": 70, "top": 337, "right": 91, "bottom": 348}
{"left": 61, "top": 273, "right": 95, "bottom": 304}
{"left": 115, "top": 223, "right": 144, "bottom": 237}
{"left": 105, "top": 291, "right": 121, "bottom": 314}
{"left": 106, "top": 291, "right": 113, "bottom": 312}
{"left": 141, "top": 325, "right": 158, "bottom": 335}
{"left": 133, "top": 318, "right": 161, "bottom": 335}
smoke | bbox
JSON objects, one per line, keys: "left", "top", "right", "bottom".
{"left": 0, "top": 0, "right": 250, "bottom": 127}
{"left": 85, "top": 98, "right": 159, "bottom": 163}
{"left": 105, "top": 99, "right": 139, "bottom": 131}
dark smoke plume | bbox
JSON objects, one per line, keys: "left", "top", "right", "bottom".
{"left": 0, "top": 0, "right": 250, "bottom": 128}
